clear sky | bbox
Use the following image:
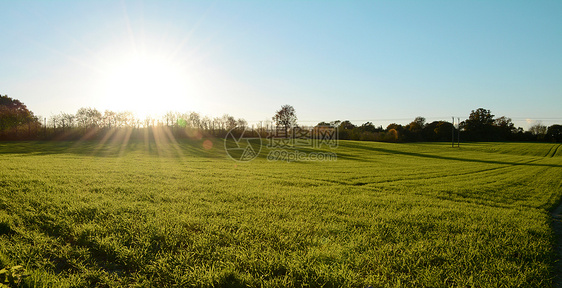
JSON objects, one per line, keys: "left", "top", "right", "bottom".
{"left": 1, "top": 0, "right": 561, "bottom": 129}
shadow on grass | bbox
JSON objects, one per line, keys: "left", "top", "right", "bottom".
{"left": 2, "top": 140, "right": 562, "bottom": 168}
{"left": 339, "top": 141, "right": 562, "bottom": 168}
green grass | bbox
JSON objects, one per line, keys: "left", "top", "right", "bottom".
{"left": 0, "top": 138, "right": 561, "bottom": 287}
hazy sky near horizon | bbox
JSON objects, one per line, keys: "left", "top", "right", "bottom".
{"left": 1, "top": 0, "right": 561, "bottom": 128}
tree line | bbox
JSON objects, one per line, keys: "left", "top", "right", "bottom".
{"left": 0, "top": 95, "right": 561, "bottom": 142}
{"left": 324, "top": 108, "right": 561, "bottom": 142}
{"left": 0, "top": 95, "right": 256, "bottom": 140}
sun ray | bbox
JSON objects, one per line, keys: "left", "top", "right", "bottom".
{"left": 92, "top": 128, "right": 117, "bottom": 156}
{"left": 115, "top": 127, "right": 133, "bottom": 158}
{"left": 161, "top": 125, "right": 185, "bottom": 159}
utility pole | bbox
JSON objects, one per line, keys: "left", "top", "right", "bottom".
{"left": 452, "top": 117, "right": 455, "bottom": 148}
{"left": 457, "top": 117, "right": 460, "bottom": 147}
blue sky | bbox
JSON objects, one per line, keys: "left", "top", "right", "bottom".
{"left": 1, "top": 1, "right": 561, "bottom": 129}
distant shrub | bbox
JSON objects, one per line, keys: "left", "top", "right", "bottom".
{"left": 384, "top": 129, "right": 399, "bottom": 142}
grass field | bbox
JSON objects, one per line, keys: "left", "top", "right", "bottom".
{"left": 0, "top": 136, "right": 561, "bottom": 287}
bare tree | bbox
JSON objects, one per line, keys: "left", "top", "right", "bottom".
{"left": 60, "top": 112, "right": 75, "bottom": 128}
{"left": 188, "top": 112, "right": 201, "bottom": 128}
{"left": 103, "top": 110, "right": 117, "bottom": 128}
{"left": 201, "top": 116, "right": 211, "bottom": 131}
{"left": 76, "top": 107, "right": 102, "bottom": 128}
{"left": 529, "top": 122, "right": 547, "bottom": 136}
{"left": 237, "top": 118, "right": 248, "bottom": 130}
{"left": 117, "top": 111, "right": 135, "bottom": 127}
{"left": 164, "top": 111, "right": 178, "bottom": 127}
{"left": 223, "top": 114, "right": 237, "bottom": 130}
{"left": 213, "top": 116, "right": 223, "bottom": 131}
{"left": 48, "top": 114, "right": 61, "bottom": 129}
{"left": 143, "top": 115, "right": 154, "bottom": 128}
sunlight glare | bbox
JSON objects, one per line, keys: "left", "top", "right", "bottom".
{"left": 102, "top": 53, "right": 191, "bottom": 119}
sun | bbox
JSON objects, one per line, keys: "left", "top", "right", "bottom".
{"left": 101, "top": 53, "right": 192, "bottom": 118}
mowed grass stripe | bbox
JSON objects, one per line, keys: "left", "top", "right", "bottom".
{"left": 553, "top": 144, "right": 562, "bottom": 157}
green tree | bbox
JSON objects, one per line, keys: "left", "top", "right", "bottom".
{"left": 335, "top": 120, "right": 355, "bottom": 140}
{"left": 338, "top": 120, "right": 356, "bottom": 130}
{"left": 0, "top": 95, "right": 37, "bottom": 137}
{"left": 386, "top": 123, "right": 404, "bottom": 132}
{"left": 493, "top": 116, "right": 516, "bottom": 139}
{"left": 461, "top": 108, "right": 495, "bottom": 140}
{"left": 360, "top": 122, "right": 378, "bottom": 133}
{"left": 546, "top": 124, "right": 562, "bottom": 142}
{"left": 408, "top": 116, "right": 426, "bottom": 132}
{"left": 423, "top": 121, "right": 454, "bottom": 141}
{"left": 405, "top": 116, "right": 426, "bottom": 141}
{"left": 272, "top": 105, "right": 297, "bottom": 136}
